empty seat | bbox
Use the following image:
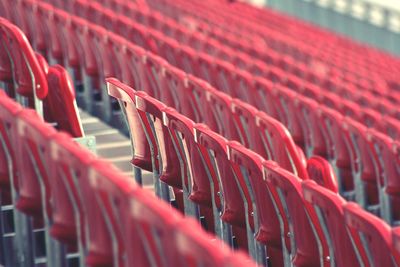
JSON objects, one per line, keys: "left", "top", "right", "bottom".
{"left": 107, "top": 78, "right": 152, "bottom": 174}
{"left": 89, "top": 159, "right": 139, "bottom": 267}
{"left": 344, "top": 202, "right": 395, "bottom": 267}
{"left": 228, "top": 141, "right": 283, "bottom": 266}
{"left": 194, "top": 124, "right": 248, "bottom": 249}
{"left": 264, "top": 164, "right": 323, "bottom": 267}
{"left": 0, "top": 91, "right": 22, "bottom": 191}
{"left": 302, "top": 180, "right": 358, "bottom": 266}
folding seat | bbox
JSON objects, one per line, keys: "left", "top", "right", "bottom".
{"left": 342, "top": 118, "right": 380, "bottom": 213}
{"left": 264, "top": 164, "right": 325, "bottom": 267}
{"left": 301, "top": 83, "right": 320, "bottom": 102}
{"left": 50, "top": 133, "right": 114, "bottom": 267}
{"left": 195, "top": 53, "right": 216, "bottom": 89}
{"left": 133, "top": 188, "right": 208, "bottom": 265}
{"left": 182, "top": 74, "right": 218, "bottom": 128}
{"left": 21, "top": 0, "right": 48, "bottom": 57}
{"left": 141, "top": 51, "right": 167, "bottom": 100}
{"left": 206, "top": 90, "right": 241, "bottom": 142}
{"left": 106, "top": 78, "right": 152, "bottom": 181}
{"left": 124, "top": 18, "right": 155, "bottom": 52}
{"left": 318, "top": 106, "right": 355, "bottom": 199}
{"left": 193, "top": 124, "right": 248, "bottom": 248}
{"left": 15, "top": 109, "right": 56, "bottom": 217}
{"left": 227, "top": 142, "right": 283, "bottom": 266}
{"left": 70, "top": 18, "right": 100, "bottom": 112}
{"left": 306, "top": 156, "right": 338, "bottom": 193}
{"left": 230, "top": 98, "right": 259, "bottom": 150}
{"left": 229, "top": 51, "right": 250, "bottom": 71}
{"left": 112, "top": 38, "right": 147, "bottom": 91}
{"left": 367, "top": 130, "right": 400, "bottom": 224}
{"left": 295, "top": 96, "right": 327, "bottom": 158}
{"left": 16, "top": 109, "right": 71, "bottom": 266}
{"left": 230, "top": 69, "right": 258, "bottom": 105}
{"left": 302, "top": 180, "right": 358, "bottom": 266}
{"left": 0, "top": 18, "right": 48, "bottom": 113}
{"left": 361, "top": 108, "right": 384, "bottom": 131}
{"left": 344, "top": 202, "right": 396, "bottom": 267}
{"left": 213, "top": 59, "right": 236, "bottom": 96}
{"left": 173, "top": 218, "right": 232, "bottom": 267}
{"left": 6, "top": 0, "right": 31, "bottom": 42}
{"left": 89, "top": 160, "right": 139, "bottom": 267}
{"left": 283, "top": 74, "right": 305, "bottom": 96}
{"left": 339, "top": 98, "right": 361, "bottom": 120}
{"left": 255, "top": 110, "right": 309, "bottom": 180}
{"left": 52, "top": 10, "right": 84, "bottom": 93}
{"left": 0, "top": 90, "right": 22, "bottom": 194}
{"left": 156, "top": 64, "right": 184, "bottom": 110}
{"left": 0, "top": 29, "right": 13, "bottom": 95}
{"left": 273, "top": 85, "right": 305, "bottom": 146}
{"left": 252, "top": 78, "right": 282, "bottom": 120}
{"left": 163, "top": 108, "right": 217, "bottom": 230}
{"left": 156, "top": 37, "right": 181, "bottom": 69}
{"left": 44, "top": 65, "right": 84, "bottom": 137}
{"left": 40, "top": 3, "right": 65, "bottom": 65}
{"left": 0, "top": 92, "right": 44, "bottom": 266}
{"left": 384, "top": 116, "right": 400, "bottom": 141}
{"left": 134, "top": 90, "right": 175, "bottom": 201}
{"left": 95, "top": 164, "right": 180, "bottom": 267}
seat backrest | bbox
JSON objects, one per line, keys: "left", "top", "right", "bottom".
{"left": 194, "top": 124, "right": 246, "bottom": 230}
{"left": 227, "top": 142, "right": 280, "bottom": 245}
{"left": 135, "top": 90, "right": 182, "bottom": 188}
{"left": 158, "top": 64, "right": 184, "bottom": 109}
{"left": 0, "top": 20, "right": 12, "bottom": 83}
{"left": 163, "top": 107, "right": 212, "bottom": 207}
{"left": 318, "top": 105, "right": 354, "bottom": 194}
{"left": 344, "top": 202, "right": 395, "bottom": 267}
{"left": 0, "top": 18, "right": 48, "bottom": 99}
{"left": 264, "top": 164, "right": 323, "bottom": 267}
{"left": 230, "top": 98, "right": 259, "bottom": 150}
{"left": 141, "top": 51, "right": 166, "bottom": 99}
{"left": 343, "top": 118, "right": 378, "bottom": 184}
{"left": 206, "top": 90, "right": 240, "bottom": 141}
{"left": 256, "top": 111, "right": 309, "bottom": 180}
{"left": 51, "top": 132, "right": 115, "bottom": 266}
{"left": 367, "top": 130, "right": 400, "bottom": 222}
{"left": 183, "top": 74, "right": 216, "bottom": 127}
{"left": 90, "top": 159, "right": 138, "bottom": 267}
{"left": 367, "top": 129, "right": 399, "bottom": 193}
{"left": 296, "top": 96, "right": 327, "bottom": 158}
{"left": 15, "top": 109, "right": 56, "bottom": 218}
{"left": 128, "top": 185, "right": 183, "bottom": 267}
{"left": 302, "top": 180, "right": 358, "bottom": 266}
{"left": 253, "top": 78, "right": 283, "bottom": 120}
{"left": 174, "top": 218, "right": 229, "bottom": 267}
{"left": 47, "top": 132, "right": 79, "bottom": 245}
{"left": 306, "top": 156, "right": 338, "bottom": 193}
{"left": 45, "top": 65, "right": 84, "bottom": 137}
{"left": 384, "top": 116, "right": 400, "bottom": 141}
{"left": 228, "top": 142, "right": 284, "bottom": 265}
{"left": 274, "top": 85, "right": 304, "bottom": 148}
{"left": 0, "top": 91, "right": 22, "bottom": 190}
{"left": 106, "top": 78, "right": 152, "bottom": 172}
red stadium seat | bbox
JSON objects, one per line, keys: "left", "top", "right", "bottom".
{"left": 302, "top": 180, "right": 358, "bottom": 266}
{"left": 344, "top": 202, "right": 395, "bottom": 267}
